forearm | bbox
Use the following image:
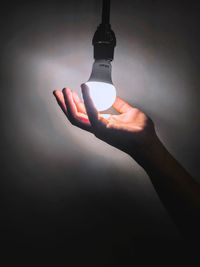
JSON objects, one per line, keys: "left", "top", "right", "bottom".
{"left": 130, "top": 135, "right": 200, "bottom": 238}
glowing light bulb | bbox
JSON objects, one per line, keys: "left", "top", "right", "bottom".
{"left": 84, "top": 59, "right": 116, "bottom": 111}
{"left": 85, "top": 81, "right": 116, "bottom": 111}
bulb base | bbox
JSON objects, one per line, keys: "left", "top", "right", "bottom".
{"left": 92, "top": 24, "right": 116, "bottom": 61}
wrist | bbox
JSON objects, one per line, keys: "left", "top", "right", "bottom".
{"left": 129, "top": 133, "right": 166, "bottom": 171}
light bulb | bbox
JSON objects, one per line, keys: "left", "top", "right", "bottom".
{"left": 84, "top": 59, "right": 116, "bottom": 111}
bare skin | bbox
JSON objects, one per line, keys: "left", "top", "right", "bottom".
{"left": 53, "top": 84, "right": 200, "bottom": 239}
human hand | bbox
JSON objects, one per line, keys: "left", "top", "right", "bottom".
{"left": 53, "top": 84, "right": 158, "bottom": 162}
{"left": 53, "top": 85, "right": 200, "bottom": 239}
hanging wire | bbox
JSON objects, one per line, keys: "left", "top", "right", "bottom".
{"left": 101, "top": 0, "right": 110, "bottom": 25}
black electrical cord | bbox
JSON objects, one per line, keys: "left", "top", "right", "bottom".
{"left": 92, "top": 0, "right": 116, "bottom": 60}
{"left": 102, "top": 0, "right": 110, "bottom": 25}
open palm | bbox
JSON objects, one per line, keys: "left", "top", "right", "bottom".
{"left": 53, "top": 84, "right": 156, "bottom": 157}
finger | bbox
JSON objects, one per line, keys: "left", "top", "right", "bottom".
{"left": 81, "top": 83, "right": 100, "bottom": 127}
{"left": 72, "top": 92, "right": 91, "bottom": 125}
{"left": 62, "top": 88, "right": 91, "bottom": 131}
{"left": 72, "top": 91, "right": 87, "bottom": 114}
{"left": 113, "top": 97, "right": 133, "bottom": 114}
{"left": 62, "top": 88, "right": 78, "bottom": 119}
{"left": 53, "top": 90, "right": 68, "bottom": 116}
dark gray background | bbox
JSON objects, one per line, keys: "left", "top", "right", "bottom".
{"left": 1, "top": 0, "right": 200, "bottom": 259}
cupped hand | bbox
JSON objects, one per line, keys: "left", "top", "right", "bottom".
{"left": 53, "top": 84, "right": 157, "bottom": 160}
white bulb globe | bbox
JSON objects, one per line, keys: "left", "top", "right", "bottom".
{"left": 85, "top": 81, "right": 116, "bottom": 111}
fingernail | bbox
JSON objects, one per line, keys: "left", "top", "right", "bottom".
{"left": 81, "top": 83, "right": 88, "bottom": 89}
{"left": 66, "top": 88, "right": 71, "bottom": 94}
{"left": 81, "top": 84, "right": 89, "bottom": 96}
